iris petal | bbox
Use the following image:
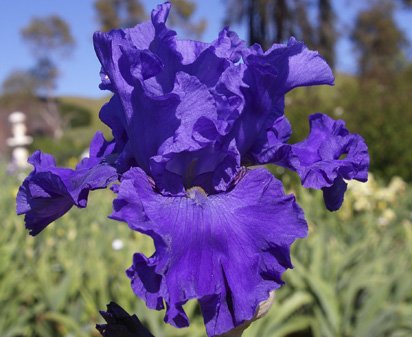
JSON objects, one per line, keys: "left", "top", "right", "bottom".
{"left": 290, "top": 113, "right": 369, "bottom": 210}
{"left": 111, "top": 167, "right": 307, "bottom": 336}
{"left": 93, "top": 8, "right": 246, "bottom": 194}
{"left": 249, "top": 115, "right": 293, "bottom": 165}
{"left": 243, "top": 37, "right": 335, "bottom": 94}
{"left": 218, "top": 37, "right": 334, "bottom": 158}
{"left": 92, "top": 3, "right": 337, "bottom": 195}
{"left": 16, "top": 133, "right": 118, "bottom": 235}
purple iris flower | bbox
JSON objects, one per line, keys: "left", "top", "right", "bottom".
{"left": 16, "top": 2, "right": 369, "bottom": 336}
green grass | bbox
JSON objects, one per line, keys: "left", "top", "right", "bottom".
{"left": 1, "top": 165, "right": 412, "bottom": 337}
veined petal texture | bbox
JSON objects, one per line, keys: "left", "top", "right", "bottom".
{"left": 111, "top": 167, "right": 307, "bottom": 336}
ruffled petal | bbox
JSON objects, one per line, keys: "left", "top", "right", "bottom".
{"left": 93, "top": 8, "right": 243, "bottom": 191}
{"left": 16, "top": 133, "right": 118, "bottom": 235}
{"left": 111, "top": 167, "right": 307, "bottom": 336}
{"left": 124, "top": 69, "right": 240, "bottom": 194}
{"left": 218, "top": 62, "right": 285, "bottom": 156}
{"left": 16, "top": 152, "right": 74, "bottom": 236}
{"left": 183, "top": 28, "right": 246, "bottom": 87}
{"left": 157, "top": 72, "right": 221, "bottom": 154}
{"left": 176, "top": 39, "right": 210, "bottom": 65}
{"left": 243, "top": 37, "right": 334, "bottom": 94}
{"left": 249, "top": 115, "right": 293, "bottom": 166}
{"left": 290, "top": 113, "right": 369, "bottom": 210}
{"left": 150, "top": 139, "right": 241, "bottom": 196}
{"left": 220, "top": 38, "right": 333, "bottom": 157}
{"left": 92, "top": 3, "right": 339, "bottom": 198}
{"left": 93, "top": 2, "right": 176, "bottom": 117}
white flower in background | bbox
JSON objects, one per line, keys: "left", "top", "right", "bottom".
{"left": 112, "top": 239, "right": 124, "bottom": 251}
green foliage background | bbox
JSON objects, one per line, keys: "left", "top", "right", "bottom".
{"left": 1, "top": 165, "right": 412, "bottom": 337}
{"left": 3, "top": 69, "right": 412, "bottom": 337}
{"left": 2, "top": 1, "right": 412, "bottom": 334}
{"left": 286, "top": 68, "right": 412, "bottom": 182}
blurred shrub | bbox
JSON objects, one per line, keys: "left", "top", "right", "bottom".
{"left": 58, "top": 101, "right": 92, "bottom": 128}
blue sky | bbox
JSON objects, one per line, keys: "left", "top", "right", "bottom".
{"left": 0, "top": 0, "right": 411, "bottom": 98}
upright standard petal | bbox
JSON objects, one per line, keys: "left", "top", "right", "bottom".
{"left": 243, "top": 37, "right": 335, "bottom": 95}
{"left": 111, "top": 167, "right": 307, "bottom": 336}
{"left": 221, "top": 38, "right": 334, "bottom": 157}
{"left": 182, "top": 28, "right": 246, "bottom": 87}
{"left": 290, "top": 113, "right": 369, "bottom": 210}
{"left": 93, "top": 8, "right": 246, "bottom": 194}
{"left": 93, "top": 5, "right": 338, "bottom": 196}
{"left": 16, "top": 133, "right": 118, "bottom": 235}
